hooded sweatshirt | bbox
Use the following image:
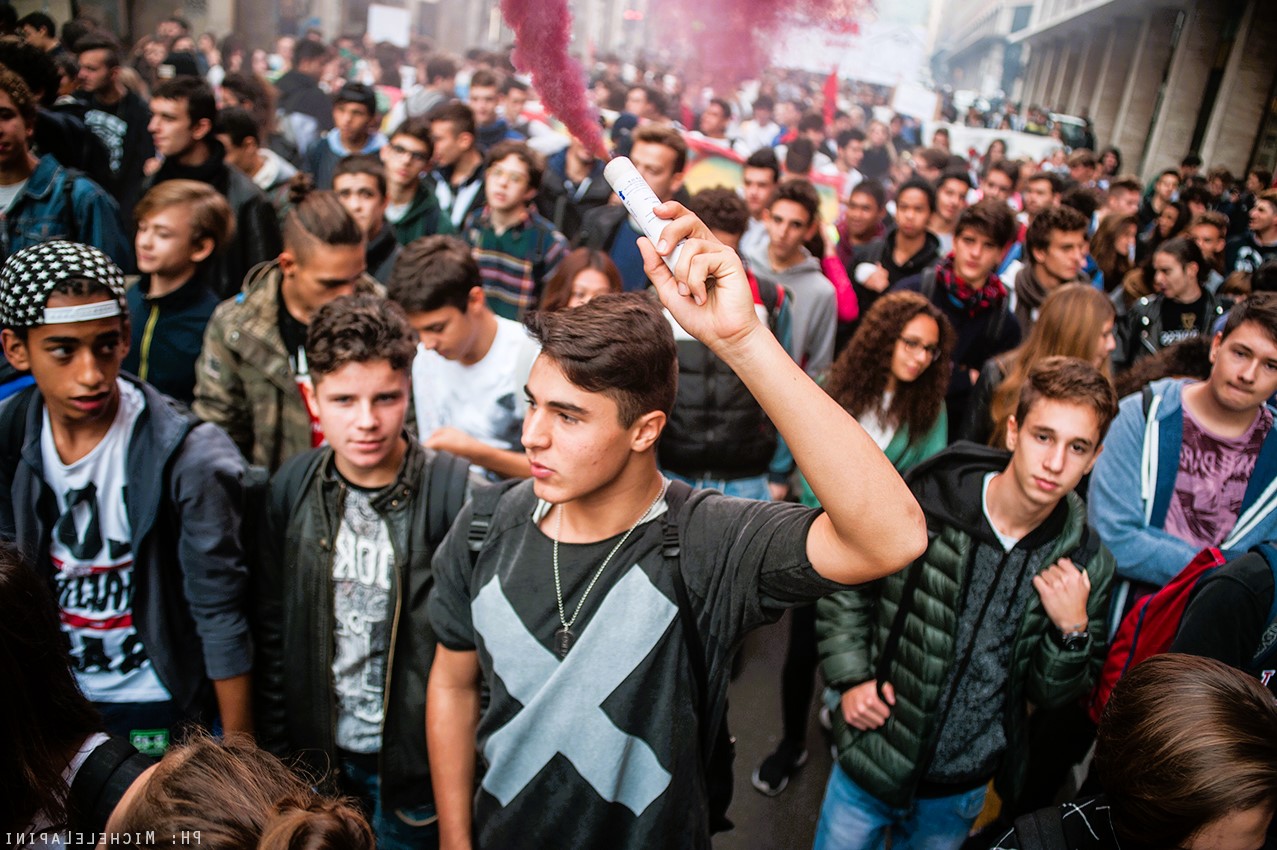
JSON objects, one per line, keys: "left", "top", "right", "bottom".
{"left": 748, "top": 246, "right": 837, "bottom": 377}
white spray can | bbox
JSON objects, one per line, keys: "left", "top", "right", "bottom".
{"left": 603, "top": 156, "right": 686, "bottom": 272}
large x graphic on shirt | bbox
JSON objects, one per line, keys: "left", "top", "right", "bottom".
{"left": 473, "top": 566, "right": 678, "bottom": 816}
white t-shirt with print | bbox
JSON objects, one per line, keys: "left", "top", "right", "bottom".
{"left": 43, "top": 379, "right": 170, "bottom": 704}
{"left": 412, "top": 315, "right": 540, "bottom": 479}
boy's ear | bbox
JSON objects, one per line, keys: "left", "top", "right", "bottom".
{"left": 1004, "top": 414, "right": 1020, "bottom": 452}
{"left": 191, "top": 236, "right": 215, "bottom": 265}
{"left": 1, "top": 328, "right": 29, "bottom": 371}
{"left": 630, "top": 410, "right": 666, "bottom": 453}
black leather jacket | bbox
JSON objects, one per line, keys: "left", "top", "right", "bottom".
{"left": 254, "top": 439, "right": 467, "bottom": 812}
{"left": 1117, "top": 289, "right": 1231, "bottom": 369}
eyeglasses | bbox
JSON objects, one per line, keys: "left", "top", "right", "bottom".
{"left": 898, "top": 336, "right": 941, "bottom": 359}
{"left": 386, "top": 142, "right": 429, "bottom": 164}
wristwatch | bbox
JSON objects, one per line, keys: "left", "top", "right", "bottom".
{"left": 1052, "top": 623, "right": 1089, "bottom": 652}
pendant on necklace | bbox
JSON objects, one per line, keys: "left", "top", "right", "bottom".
{"left": 555, "top": 626, "right": 575, "bottom": 658}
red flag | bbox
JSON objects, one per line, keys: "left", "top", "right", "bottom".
{"left": 823, "top": 68, "right": 839, "bottom": 128}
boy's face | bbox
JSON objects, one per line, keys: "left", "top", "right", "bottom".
{"left": 313, "top": 358, "right": 409, "bottom": 485}
{"left": 504, "top": 88, "right": 528, "bottom": 121}
{"left": 982, "top": 170, "right": 1014, "bottom": 203}
{"left": 333, "top": 172, "right": 387, "bottom": 238}
{"left": 629, "top": 140, "right": 682, "bottom": 203}
{"left": 1190, "top": 223, "right": 1226, "bottom": 262}
{"left": 934, "top": 178, "right": 968, "bottom": 225}
{"left": 521, "top": 354, "right": 662, "bottom": 505}
{"left": 845, "top": 191, "right": 883, "bottom": 239}
{"left": 333, "top": 101, "right": 374, "bottom": 147}
{"left": 1022, "top": 179, "right": 1056, "bottom": 216}
{"left": 136, "top": 205, "right": 212, "bottom": 277}
{"left": 764, "top": 199, "right": 813, "bottom": 262}
{"left": 1, "top": 293, "right": 128, "bottom": 427}
{"left": 0, "top": 90, "right": 32, "bottom": 169}
{"left": 468, "top": 84, "right": 499, "bottom": 125}
{"left": 148, "top": 97, "right": 207, "bottom": 158}
{"left": 484, "top": 153, "right": 535, "bottom": 213}
{"left": 405, "top": 288, "right": 485, "bottom": 363}
{"left": 429, "top": 121, "right": 470, "bottom": 168}
{"left": 741, "top": 166, "right": 776, "bottom": 218}
{"left": 894, "top": 188, "right": 931, "bottom": 239}
{"left": 381, "top": 134, "right": 431, "bottom": 188}
{"left": 1032, "top": 228, "right": 1087, "bottom": 283}
{"left": 952, "top": 227, "right": 1001, "bottom": 283}
{"left": 279, "top": 243, "right": 366, "bottom": 324}
{"left": 1207, "top": 324, "right": 1277, "bottom": 415}
{"left": 1004, "top": 398, "right": 1103, "bottom": 513}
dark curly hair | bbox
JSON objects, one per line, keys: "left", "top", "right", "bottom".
{"left": 823, "top": 291, "right": 953, "bottom": 441}
{"left": 305, "top": 294, "right": 417, "bottom": 381}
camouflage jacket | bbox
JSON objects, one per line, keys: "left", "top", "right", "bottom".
{"left": 193, "top": 261, "right": 381, "bottom": 472}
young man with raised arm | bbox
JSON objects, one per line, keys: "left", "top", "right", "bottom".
{"left": 426, "top": 202, "right": 928, "bottom": 849}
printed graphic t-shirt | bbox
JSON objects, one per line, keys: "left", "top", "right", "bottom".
{"left": 1165, "top": 403, "right": 1273, "bottom": 549}
{"left": 428, "top": 481, "right": 841, "bottom": 849}
{"left": 331, "top": 482, "right": 394, "bottom": 753}
{"left": 43, "top": 379, "right": 170, "bottom": 704}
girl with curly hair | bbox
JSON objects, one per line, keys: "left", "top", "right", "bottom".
{"left": 814, "top": 290, "right": 955, "bottom": 475}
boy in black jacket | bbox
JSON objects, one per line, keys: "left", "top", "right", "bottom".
{"left": 255, "top": 294, "right": 467, "bottom": 850}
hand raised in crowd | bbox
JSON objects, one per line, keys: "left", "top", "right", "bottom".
{"left": 863, "top": 264, "right": 891, "bottom": 293}
{"left": 637, "top": 201, "right": 764, "bottom": 357}
{"left": 841, "top": 679, "right": 896, "bottom": 731}
{"left": 1032, "top": 557, "right": 1091, "bottom": 633}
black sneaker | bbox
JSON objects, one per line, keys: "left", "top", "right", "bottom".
{"left": 751, "top": 739, "right": 809, "bottom": 796}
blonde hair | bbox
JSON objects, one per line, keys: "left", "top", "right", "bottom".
{"left": 134, "top": 179, "right": 235, "bottom": 255}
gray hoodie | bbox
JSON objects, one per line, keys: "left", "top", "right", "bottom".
{"left": 748, "top": 247, "right": 836, "bottom": 378}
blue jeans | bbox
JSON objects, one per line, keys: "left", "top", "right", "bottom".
{"left": 813, "top": 762, "right": 987, "bottom": 850}
{"left": 339, "top": 757, "right": 439, "bottom": 850}
{"left": 664, "top": 471, "right": 771, "bottom": 501}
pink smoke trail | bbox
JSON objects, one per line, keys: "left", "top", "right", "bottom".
{"left": 500, "top": 0, "right": 608, "bottom": 159}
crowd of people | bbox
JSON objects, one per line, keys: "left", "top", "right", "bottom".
{"left": 3, "top": 8, "right": 1277, "bottom": 850}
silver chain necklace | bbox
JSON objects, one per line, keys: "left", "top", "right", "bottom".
{"left": 551, "top": 478, "right": 670, "bottom": 658}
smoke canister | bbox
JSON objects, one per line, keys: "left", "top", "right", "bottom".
{"left": 603, "top": 156, "right": 686, "bottom": 273}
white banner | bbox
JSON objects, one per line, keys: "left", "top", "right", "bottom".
{"left": 774, "top": 19, "right": 930, "bottom": 87}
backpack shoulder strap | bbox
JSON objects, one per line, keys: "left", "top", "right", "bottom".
{"left": 1142, "top": 384, "right": 1155, "bottom": 419}
{"left": 266, "top": 449, "right": 326, "bottom": 529}
{"left": 1011, "top": 806, "right": 1070, "bottom": 850}
{"left": 466, "top": 478, "right": 522, "bottom": 568}
{"left": 0, "top": 384, "right": 35, "bottom": 480}
{"left": 1248, "top": 543, "right": 1277, "bottom": 667}
{"left": 68, "top": 736, "right": 154, "bottom": 836}
{"left": 425, "top": 449, "right": 470, "bottom": 545}
{"left": 919, "top": 266, "right": 939, "bottom": 301}
{"left": 660, "top": 481, "right": 710, "bottom": 740}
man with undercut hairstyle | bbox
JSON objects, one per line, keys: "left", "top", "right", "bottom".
{"left": 256, "top": 294, "right": 468, "bottom": 850}
{"left": 147, "top": 76, "right": 282, "bottom": 298}
{"left": 0, "top": 240, "right": 254, "bottom": 753}
{"left": 426, "top": 202, "right": 928, "bottom": 850}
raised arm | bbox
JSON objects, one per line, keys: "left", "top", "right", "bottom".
{"left": 639, "top": 204, "right": 927, "bottom": 584}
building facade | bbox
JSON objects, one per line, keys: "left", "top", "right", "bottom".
{"left": 1014, "top": 0, "right": 1277, "bottom": 180}
{"left": 932, "top": 0, "right": 1032, "bottom": 99}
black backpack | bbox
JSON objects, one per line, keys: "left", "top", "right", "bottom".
{"left": 1011, "top": 806, "right": 1069, "bottom": 850}
{"left": 67, "top": 736, "right": 155, "bottom": 842}
{"left": 465, "top": 479, "right": 738, "bottom": 834}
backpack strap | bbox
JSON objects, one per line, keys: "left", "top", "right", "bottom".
{"left": 919, "top": 265, "right": 939, "bottom": 302}
{"left": 1141, "top": 384, "right": 1155, "bottom": 419}
{"left": 660, "top": 481, "right": 712, "bottom": 751}
{"left": 425, "top": 449, "right": 470, "bottom": 545}
{"left": 466, "top": 478, "right": 522, "bottom": 569}
{"left": 0, "top": 384, "right": 35, "bottom": 482}
{"left": 1249, "top": 543, "right": 1277, "bottom": 667}
{"left": 1011, "top": 806, "right": 1070, "bottom": 850}
{"left": 68, "top": 737, "right": 154, "bottom": 837}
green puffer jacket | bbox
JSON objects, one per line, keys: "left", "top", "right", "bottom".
{"left": 816, "top": 443, "right": 1114, "bottom": 809}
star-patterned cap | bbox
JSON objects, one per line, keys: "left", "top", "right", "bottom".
{"left": 0, "top": 241, "right": 127, "bottom": 329}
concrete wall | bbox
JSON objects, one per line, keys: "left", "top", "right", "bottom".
{"left": 1110, "top": 7, "right": 1177, "bottom": 175}
{"left": 1141, "top": 0, "right": 1229, "bottom": 177}
{"left": 1199, "top": 0, "right": 1277, "bottom": 173}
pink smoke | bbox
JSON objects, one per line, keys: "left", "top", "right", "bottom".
{"left": 649, "top": 0, "right": 869, "bottom": 87}
{"left": 500, "top": 0, "right": 608, "bottom": 160}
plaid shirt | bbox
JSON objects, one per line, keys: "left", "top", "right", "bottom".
{"left": 464, "top": 206, "right": 569, "bottom": 321}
